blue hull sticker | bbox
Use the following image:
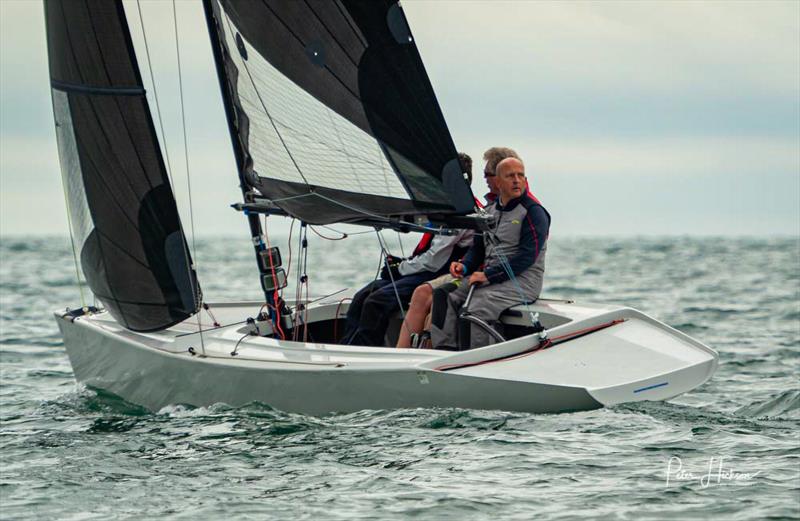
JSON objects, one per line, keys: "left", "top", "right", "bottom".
{"left": 633, "top": 381, "right": 669, "bottom": 394}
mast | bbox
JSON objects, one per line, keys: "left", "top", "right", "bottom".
{"left": 202, "top": 0, "right": 282, "bottom": 315}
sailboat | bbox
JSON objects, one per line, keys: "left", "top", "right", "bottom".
{"left": 47, "top": 0, "right": 717, "bottom": 415}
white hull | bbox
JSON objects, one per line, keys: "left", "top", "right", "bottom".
{"left": 55, "top": 299, "right": 717, "bottom": 415}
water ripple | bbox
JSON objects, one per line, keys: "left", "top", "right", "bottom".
{"left": 1, "top": 236, "right": 798, "bottom": 519}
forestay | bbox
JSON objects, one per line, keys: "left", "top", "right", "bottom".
{"left": 205, "top": 0, "right": 475, "bottom": 224}
{"left": 44, "top": 0, "right": 201, "bottom": 332}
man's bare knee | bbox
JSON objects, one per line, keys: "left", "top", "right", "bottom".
{"left": 409, "top": 284, "right": 432, "bottom": 311}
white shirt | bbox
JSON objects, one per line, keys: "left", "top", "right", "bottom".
{"left": 397, "top": 229, "right": 474, "bottom": 276}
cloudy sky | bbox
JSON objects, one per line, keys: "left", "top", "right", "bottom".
{"left": 1, "top": 0, "right": 798, "bottom": 237}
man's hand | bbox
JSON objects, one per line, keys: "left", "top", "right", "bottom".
{"left": 469, "top": 271, "right": 488, "bottom": 286}
{"left": 380, "top": 254, "right": 404, "bottom": 280}
{"left": 450, "top": 262, "right": 465, "bottom": 278}
{"left": 384, "top": 254, "right": 404, "bottom": 266}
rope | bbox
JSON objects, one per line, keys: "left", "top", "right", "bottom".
{"left": 333, "top": 297, "right": 352, "bottom": 343}
{"left": 292, "top": 223, "right": 309, "bottom": 340}
{"left": 284, "top": 218, "right": 295, "bottom": 280}
{"left": 301, "top": 224, "right": 310, "bottom": 342}
{"left": 262, "top": 216, "right": 286, "bottom": 340}
{"left": 230, "top": 331, "right": 251, "bottom": 357}
{"left": 309, "top": 226, "right": 347, "bottom": 241}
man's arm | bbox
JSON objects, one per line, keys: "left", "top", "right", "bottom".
{"left": 484, "top": 205, "right": 550, "bottom": 284}
{"left": 397, "top": 233, "right": 464, "bottom": 276}
{"left": 460, "top": 234, "right": 485, "bottom": 275}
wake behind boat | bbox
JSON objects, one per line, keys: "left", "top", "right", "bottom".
{"left": 45, "top": 0, "right": 716, "bottom": 415}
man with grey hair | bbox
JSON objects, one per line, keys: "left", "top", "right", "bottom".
{"left": 431, "top": 156, "right": 551, "bottom": 350}
{"left": 395, "top": 147, "right": 520, "bottom": 348}
{"left": 481, "top": 146, "right": 519, "bottom": 204}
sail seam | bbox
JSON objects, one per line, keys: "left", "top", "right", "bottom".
{"left": 300, "top": 0, "right": 359, "bottom": 68}
{"left": 255, "top": 0, "right": 361, "bottom": 102}
{"left": 85, "top": 4, "right": 162, "bottom": 202}
{"left": 332, "top": 1, "right": 367, "bottom": 48}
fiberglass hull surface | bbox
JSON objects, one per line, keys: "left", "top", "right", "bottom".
{"left": 56, "top": 317, "right": 600, "bottom": 414}
{"left": 54, "top": 301, "right": 717, "bottom": 415}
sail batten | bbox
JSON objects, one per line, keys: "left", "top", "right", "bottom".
{"left": 51, "top": 79, "right": 145, "bottom": 96}
{"left": 205, "top": 0, "right": 475, "bottom": 225}
{"left": 45, "top": 0, "right": 201, "bottom": 332}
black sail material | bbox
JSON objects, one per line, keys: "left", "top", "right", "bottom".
{"left": 206, "top": 0, "right": 475, "bottom": 224}
{"left": 45, "top": 0, "right": 201, "bottom": 331}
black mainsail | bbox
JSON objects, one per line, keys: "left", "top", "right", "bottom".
{"left": 205, "top": 0, "right": 475, "bottom": 224}
{"left": 45, "top": 0, "right": 201, "bottom": 332}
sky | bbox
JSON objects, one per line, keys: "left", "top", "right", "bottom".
{"left": 1, "top": 0, "right": 798, "bottom": 237}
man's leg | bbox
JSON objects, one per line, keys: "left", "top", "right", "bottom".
{"left": 396, "top": 283, "right": 432, "bottom": 348}
{"left": 465, "top": 282, "right": 525, "bottom": 348}
{"left": 355, "top": 273, "right": 433, "bottom": 346}
{"left": 430, "top": 281, "right": 470, "bottom": 349}
{"left": 341, "top": 280, "right": 389, "bottom": 343}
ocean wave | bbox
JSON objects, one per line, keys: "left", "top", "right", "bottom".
{"left": 44, "top": 386, "right": 151, "bottom": 417}
{"left": 670, "top": 322, "right": 709, "bottom": 333}
{"left": 683, "top": 305, "right": 756, "bottom": 315}
{"left": 734, "top": 390, "right": 800, "bottom": 419}
{"left": 545, "top": 286, "right": 599, "bottom": 295}
{"left": 417, "top": 408, "right": 512, "bottom": 430}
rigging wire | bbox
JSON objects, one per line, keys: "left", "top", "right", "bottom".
{"left": 136, "top": 0, "right": 205, "bottom": 352}
{"left": 374, "top": 229, "right": 406, "bottom": 321}
{"left": 340, "top": 243, "right": 386, "bottom": 345}
{"left": 134, "top": 1, "right": 176, "bottom": 187}
{"left": 478, "top": 223, "right": 539, "bottom": 328}
{"left": 170, "top": 0, "right": 206, "bottom": 352}
{"left": 172, "top": 0, "right": 198, "bottom": 264}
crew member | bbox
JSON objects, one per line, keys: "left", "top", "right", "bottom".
{"left": 342, "top": 153, "right": 475, "bottom": 347}
{"left": 431, "top": 157, "right": 550, "bottom": 350}
{"left": 395, "top": 147, "right": 520, "bottom": 348}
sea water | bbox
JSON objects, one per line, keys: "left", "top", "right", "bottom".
{"left": 1, "top": 235, "right": 798, "bottom": 519}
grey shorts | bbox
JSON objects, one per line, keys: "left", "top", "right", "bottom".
{"left": 426, "top": 274, "right": 462, "bottom": 290}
